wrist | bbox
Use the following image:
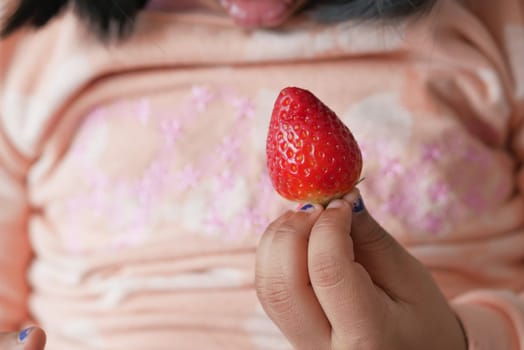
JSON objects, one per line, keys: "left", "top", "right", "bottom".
{"left": 452, "top": 302, "right": 517, "bottom": 350}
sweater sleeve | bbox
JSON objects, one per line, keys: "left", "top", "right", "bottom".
{"left": 452, "top": 72, "right": 524, "bottom": 348}
{"left": 405, "top": 1, "right": 524, "bottom": 349}
{"left": 0, "top": 32, "right": 33, "bottom": 330}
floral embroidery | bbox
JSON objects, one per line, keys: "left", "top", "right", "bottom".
{"left": 428, "top": 182, "right": 451, "bottom": 204}
{"left": 344, "top": 92, "right": 508, "bottom": 237}
{"left": 173, "top": 165, "right": 201, "bottom": 191}
{"left": 66, "top": 85, "right": 275, "bottom": 252}
{"left": 421, "top": 143, "right": 442, "bottom": 163}
{"left": 216, "top": 136, "right": 241, "bottom": 163}
{"left": 216, "top": 170, "right": 236, "bottom": 190}
{"left": 360, "top": 128, "right": 503, "bottom": 236}
{"left": 160, "top": 119, "right": 183, "bottom": 148}
{"left": 380, "top": 157, "right": 405, "bottom": 178}
{"left": 232, "top": 97, "right": 256, "bottom": 119}
{"left": 191, "top": 85, "right": 215, "bottom": 112}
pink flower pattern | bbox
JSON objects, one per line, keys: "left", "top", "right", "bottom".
{"left": 359, "top": 128, "right": 503, "bottom": 236}
{"left": 160, "top": 119, "right": 183, "bottom": 148}
{"left": 192, "top": 85, "right": 215, "bottom": 112}
{"left": 232, "top": 97, "right": 256, "bottom": 119}
{"left": 174, "top": 165, "right": 201, "bottom": 191}
{"left": 421, "top": 143, "right": 442, "bottom": 162}
{"left": 428, "top": 182, "right": 451, "bottom": 203}
{"left": 67, "top": 86, "right": 273, "bottom": 252}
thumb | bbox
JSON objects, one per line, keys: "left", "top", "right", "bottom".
{"left": 0, "top": 327, "right": 46, "bottom": 350}
{"left": 343, "top": 189, "right": 431, "bottom": 302}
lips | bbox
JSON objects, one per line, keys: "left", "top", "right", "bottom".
{"left": 219, "top": 0, "right": 296, "bottom": 28}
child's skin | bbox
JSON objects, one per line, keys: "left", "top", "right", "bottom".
{"left": 0, "top": 0, "right": 470, "bottom": 349}
{"left": 255, "top": 189, "right": 467, "bottom": 350}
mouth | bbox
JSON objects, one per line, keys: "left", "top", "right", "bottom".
{"left": 219, "top": 0, "right": 303, "bottom": 28}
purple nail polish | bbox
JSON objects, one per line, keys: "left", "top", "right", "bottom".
{"left": 18, "top": 327, "right": 33, "bottom": 343}
{"left": 300, "top": 203, "right": 314, "bottom": 211}
{"left": 352, "top": 197, "right": 365, "bottom": 213}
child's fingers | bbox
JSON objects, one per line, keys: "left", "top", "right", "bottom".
{"left": 0, "top": 327, "right": 46, "bottom": 350}
{"left": 307, "top": 200, "right": 383, "bottom": 347}
{"left": 344, "top": 190, "right": 431, "bottom": 302}
{"left": 256, "top": 205, "right": 332, "bottom": 350}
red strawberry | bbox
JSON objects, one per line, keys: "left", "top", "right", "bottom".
{"left": 266, "top": 87, "right": 363, "bottom": 205}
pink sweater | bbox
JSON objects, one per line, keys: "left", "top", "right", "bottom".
{"left": 1, "top": 0, "right": 524, "bottom": 348}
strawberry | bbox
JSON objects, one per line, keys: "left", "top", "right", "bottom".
{"left": 266, "top": 87, "right": 363, "bottom": 205}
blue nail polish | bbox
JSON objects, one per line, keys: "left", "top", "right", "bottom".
{"left": 18, "top": 327, "right": 33, "bottom": 342}
{"left": 300, "top": 204, "right": 314, "bottom": 211}
{"left": 352, "top": 197, "right": 365, "bottom": 213}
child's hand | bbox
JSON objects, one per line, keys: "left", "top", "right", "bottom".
{"left": 0, "top": 327, "right": 46, "bottom": 350}
{"left": 255, "top": 190, "right": 467, "bottom": 350}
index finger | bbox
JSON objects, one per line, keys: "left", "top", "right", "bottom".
{"left": 255, "top": 205, "right": 332, "bottom": 350}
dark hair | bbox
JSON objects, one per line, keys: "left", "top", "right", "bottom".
{"left": 1, "top": 0, "right": 436, "bottom": 40}
{"left": 308, "top": 0, "right": 436, "bottom": 22}
{"left": 1, "top": 0, "right": 149, "bottom": 40}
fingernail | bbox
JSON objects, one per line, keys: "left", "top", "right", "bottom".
{"left": 18, "top": 327, "right": 33, "bottom": 343}
{"left": 343, "top": 188, "right": 360, "bottom": 203}
{"left": 327, "top": 199, "right": 345, "bottom": 209}
{"left": 352, "top": 196, "right": 365, "bottom": 213}
{"left": 299, "top": 203, "right": 315, "bottom": 212}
